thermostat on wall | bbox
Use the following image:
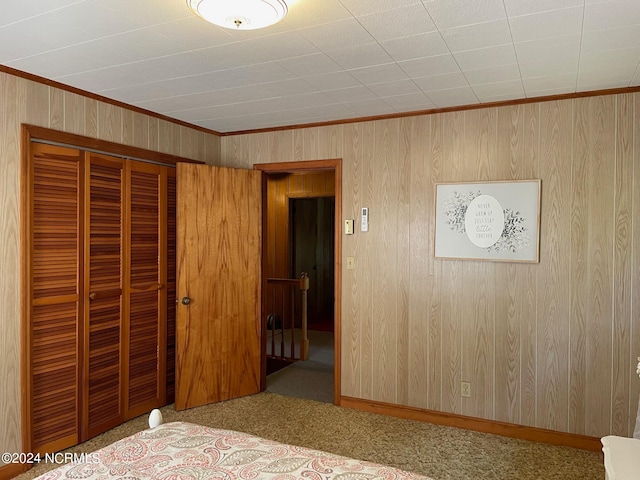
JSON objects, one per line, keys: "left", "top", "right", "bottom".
{"left": 361, "top": 207, "right": 368, "bottom": 232}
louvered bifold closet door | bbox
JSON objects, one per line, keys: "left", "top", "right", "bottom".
{"left": 83, "top": 153, "right": 125, "bottom": 439}
{"left": 27, "top": 143, "right": 83, "bottom": 454}
{"left": 166, "top": 169, "right": 176, "bottom": 403}
{"left": 125, "top": 161, "right": 166, "bottom": 418}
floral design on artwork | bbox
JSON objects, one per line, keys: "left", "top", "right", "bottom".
{"left": 443, "top": 190, "right": 530, "bottom": 253}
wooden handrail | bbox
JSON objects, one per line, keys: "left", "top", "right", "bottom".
{"left": 266, "top": 272, "right": 309, "bottom": 361}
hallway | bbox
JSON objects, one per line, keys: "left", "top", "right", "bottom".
{"left": 266, "top": 329, "right": 334, "bottom": 403}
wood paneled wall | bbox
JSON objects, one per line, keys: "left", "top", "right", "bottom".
{"left": 221, "top": 93, "right": 640, "bottom": 439}
{"left": 0, "top": 71, "right": 221, "bottom": 464}
{"left": 265, "top": 172, "right": 335, "bottom": 280}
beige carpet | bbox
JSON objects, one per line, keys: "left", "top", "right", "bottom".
{"left": 16, "top": 393, "right": 603, "bottom": 480}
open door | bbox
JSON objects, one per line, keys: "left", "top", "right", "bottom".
{"left": 175, "top": 163, "right": 261, "bottom": 411}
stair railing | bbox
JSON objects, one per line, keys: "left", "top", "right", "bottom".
{"left": 266, "top": 272, "right": 309, "bottom": 361}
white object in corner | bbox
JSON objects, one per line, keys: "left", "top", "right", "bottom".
{"left": 149, "top": 409, "right": 163, "bottom": 428}
{"left": 601, "top": 435, "right": 640, "bottom": 480}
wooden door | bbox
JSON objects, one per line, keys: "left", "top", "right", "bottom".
{"left": 125, "top": 161, "right": 167, "bottom": 418}
{"left": 26, "top": 143, "right": 83, "bottom": 454}
{"left": 175, "top": 164, "right": 262, "bottom": 410}
{"left": 83, "top": 152, "right": 125, "bottom": 439}
{"left": 166, "top": 169, "right": 177, "bottom": 404}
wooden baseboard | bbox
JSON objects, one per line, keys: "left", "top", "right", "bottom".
{"left": 0, "top": 462, "right": 30, "bottom": 480}
{"left": 340, "top": 396, "right": 602, "bottom": 452}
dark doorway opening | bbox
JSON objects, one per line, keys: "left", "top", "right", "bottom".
{"left": 290, "top": 197, "right": 335, "bottom": 333}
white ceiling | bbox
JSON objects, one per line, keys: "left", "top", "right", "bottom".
{"left": 2, "top": 0, "right": 640, "bottom": 134}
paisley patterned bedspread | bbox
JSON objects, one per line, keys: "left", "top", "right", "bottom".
{"left": 35, "top": 422, "right": 431, "bottom": 480}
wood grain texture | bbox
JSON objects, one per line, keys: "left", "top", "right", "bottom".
{"left": 570, "top": 96, "right": 615, "bottom": 436}
{"left": 4, "top": 70, "right": 640, "bottom": 462}
{"left": 536, "top": 100, "right": 572, "bottom": 432}
{"left": 175, "top": 164, "right": 261, "bottom": 410}
{"left": 611, "top": 94, "right": 633, "bottom": 436}
{"left": 371, "top": 119, "right": 399, "bottom": 404}
{"left": 1, "top": 72, "right": 22, "bottom": 465}
{"left": 630, "top": 92, "right": 640, "bottom": 437}
{"left": 220, "top": 91, "right": 640, "bottom": 439}
{"left": 1, "top": 71, "right": 216, "bottom": 461}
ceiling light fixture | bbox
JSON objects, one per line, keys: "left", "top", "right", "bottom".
{"left": 187, "top": 0, "right": 288, "bottom": 30}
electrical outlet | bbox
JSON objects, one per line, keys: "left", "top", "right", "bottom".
{"left": 461, "top": 381, "right": 471, "bottom": 398}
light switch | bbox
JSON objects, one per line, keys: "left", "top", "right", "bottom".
{"left": 346, "top": 256, "right": 355, "bottom": 269}
{"left": 344, "top": 219, "right": 354, "bottom": 235}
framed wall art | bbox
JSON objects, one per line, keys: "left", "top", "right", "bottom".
{"left": 434, "top": 180, "right": 541, "bottom": 263}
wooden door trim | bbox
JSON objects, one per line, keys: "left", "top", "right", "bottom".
{"left": 254, "top": 159, "right": 342, "bottom": 405}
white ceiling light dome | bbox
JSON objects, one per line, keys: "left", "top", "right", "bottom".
{"left": 187, "top": 0, "right": 288, "bottom": 30}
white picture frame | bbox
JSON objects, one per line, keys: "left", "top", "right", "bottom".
{"left": 434, "top": 179, "right": 541, "bottom": 263}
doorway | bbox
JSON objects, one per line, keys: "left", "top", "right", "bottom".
{"left": 290, "top": 197, "right": 335, "bottom": 332}
{"left": 255, "top": 159, "right": 342, "bottom": 405}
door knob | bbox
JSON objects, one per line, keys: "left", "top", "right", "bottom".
{"left": 181, "top": 297, "right": 191, "bottom": 305}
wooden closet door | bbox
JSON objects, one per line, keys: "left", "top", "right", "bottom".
{"left": 26, "top": 143, "right": 83, "bottom": 454}
{"left": 83, "top": 153, "right": 125, "bottom": 439}
{"left": 125, "top": 161, "right": 166, "bottom": 418}
{"left": 166, "top": 169, "right": 177, "bottom": 404}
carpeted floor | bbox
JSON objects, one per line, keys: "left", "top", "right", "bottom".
{"left": 266, "top": 329, "right": 334, "bottom": 403}
{"left": 16, "top": 392, "right": 603, "bottom": 480}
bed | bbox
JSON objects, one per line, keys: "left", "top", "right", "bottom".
{"left": 35, "top": 421, "right": 432, "bottom": 480}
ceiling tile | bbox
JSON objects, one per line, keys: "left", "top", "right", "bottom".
{"left": 348, "top": 63, "right": 409, "bottom": 85}
{"left": 240, "top": 31, "right": 319, "bottom": 61}
{"left": 344, "top": 98, "right": 397, "bottom": 116}
{"left": 151, "top": 17, "right": 235, "bottom": 51}
{"left": 424, "top": 86, "right": 479, "bottom": 107}
{"left": 277, "top": 53, "right": 342, "bottom": 77}
{"left": 237, "top": 62, "right": 295, "bottom": 84}
{"left": 260, "top": 78, "right": 318, "bottom": 96}
{"left": 381, "top": 32, "right": 449, "bottom": 62}
{"left": 197, "top": 42, "right": 274, "bottom": 69}
{"left": 288, "top": 91, "right": 340, "bottom": 108}
{"left": 582, "top": 25, "right": 640, "bottom": 53}
{"left": 96, "top": 0, "right": 191, "bottom": 25}
{"left": 282, "top": 0, "right": 352, "bottom": 28}
{"left": 357, "top": 4, "right": 436, "bottom": 42}
{"left": 508, "top": 6, "right": 584, "bottom": 43}
{"left": 367, "top": 79, "right": 422, "bottom": 97}
{"left": 441, "top": 20, "right": 512, "bottom": 52}
{"left": 503, "top": 0, "right": 583, "bottom": 17}
{"left": 326, "top": 43, "right": 393, "bottom": 70}
{"left": 519, "top": 58, "right": 578, "bottom": 79}
{"left": 303, "top": 71, "right": 360, "bottom": 90}
{"left": 298, "top": 18, "right": 374, "bottom": 51}
{"left": 584, "top": 0, "right": 640, "bottom": 30}
{"left": 522, "top": 73, "right": 577, "bottom": 94}
{"left": 579, "top": 46, "right": 640, "bottom": 74}
{"left": 424, "top": 0, "right": 506, "bottom": 29}
{"left": 454, "top": 44, "right": 517, "bottom": 71}
{"left": 338, "top": 0, "right": 422, "bottom": 17}
{"left": 0, "top": 0, "right": 84, "bottom": 27}
{"left": 464, "top": 64, "right": 521, "bottom": 85}
{"left": 514, "top": 34, "right": 580, "bottom": 64}
{"left": 471, "top": 79, "right": 524, "bottom": 99}
{"left": 7, "top": 50, "right": 106, "bottom": 79}
{"left": 326, "top": 86, "right": 377, "bottom": 102}
{"left": 381, "top": 92, "right": 437, "bottom": 110}
{"left": 414, "top": 72, "right": 469, "bottom": 92}
{"left": 398, "top": 54, "right": 461, "bottom": 77}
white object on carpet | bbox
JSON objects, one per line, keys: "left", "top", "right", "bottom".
{"left": 148, "top": 408, "right": 163, "bottom": 428}
{"left": 601, "top": 435, "right": 640, "bottom": 480}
